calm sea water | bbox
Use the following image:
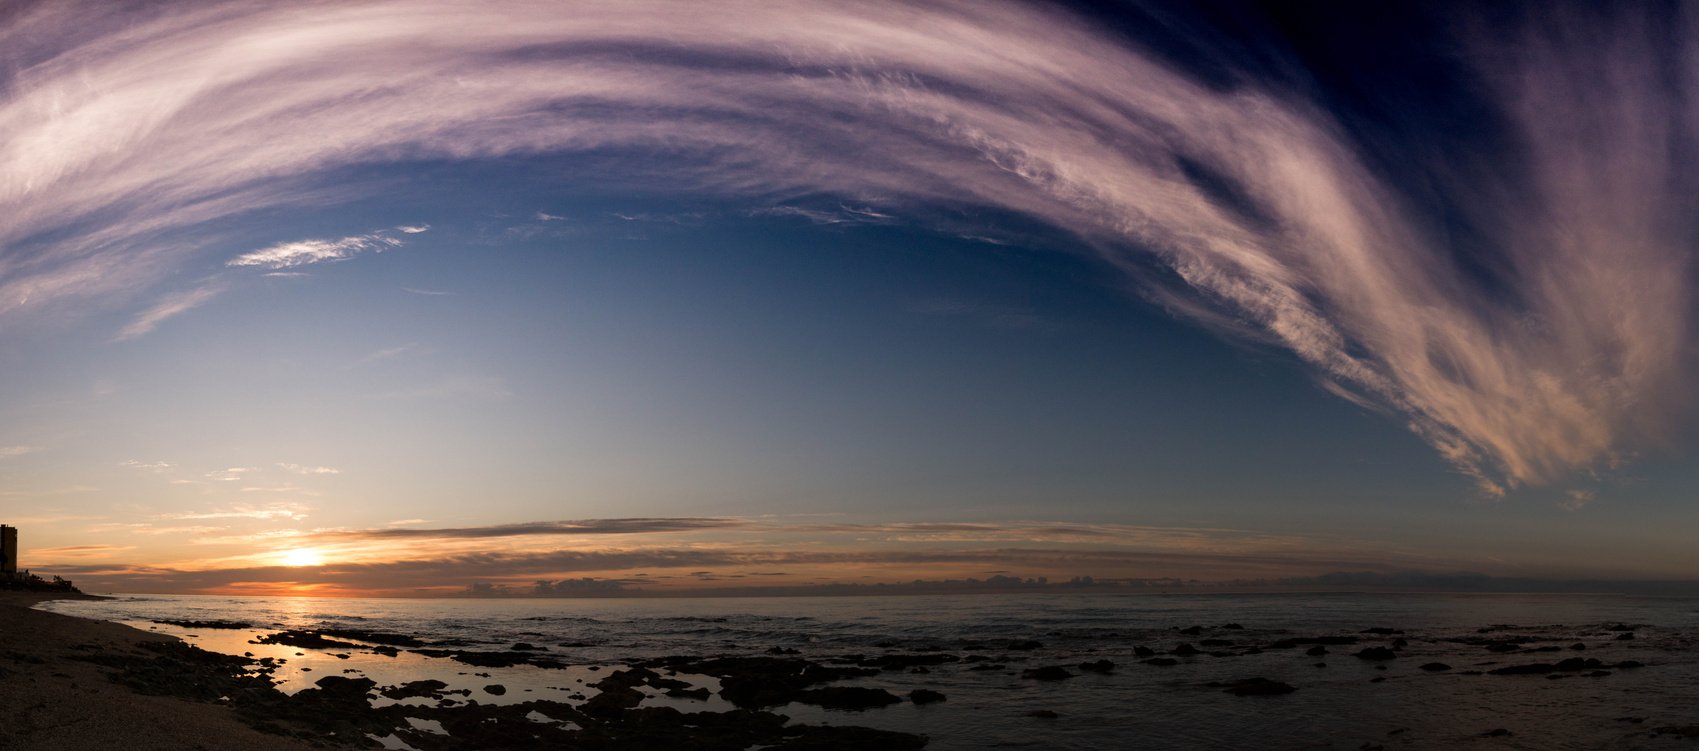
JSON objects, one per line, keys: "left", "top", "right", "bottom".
{"left": 38, "top": 592, "right": 1699, "bottom": 749}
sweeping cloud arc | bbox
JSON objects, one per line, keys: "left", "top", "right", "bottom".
{"left": 2, "top": 0, "right": 1695, "bottom": 494}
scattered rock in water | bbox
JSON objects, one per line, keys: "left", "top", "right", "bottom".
{"left": 1354, "top": 647, "right": 1397, "bottom": 661}
{"left": 253, "top": 630, "right": 365, "bottom": 651}
{"left": 484, "top": 684, "right": 507, "bottom": 695}
{"left": 155, "top": 619, "right": 252, "bottom": 630}
{"left": 1360, "top": 628, "right": 1404, "bottom": 636}
{"left": 1006, "top": 640, "right": 1044, "bottom": 651}
{"left": 1481, "top": 728, "right": 1513, "bottom": 737}
{"left": 909, "top": 689, "right": 946, "bottom": 705}
{"left": 795, "top": 686, "right": 903, "bottom": 711}
{"left": 1027, "top": 709, "right": 1060, "bottom": 719}
{"left": 1570, "top": 642, "right": 1587, "bottom": 650}
{"left": 1306, "top": 645, "right": 1328, "bottom": 657}
{"left": 1178, "top": 626, "right": 1204, "bottom": 636}
{"left": 1616, "top": 660, "right": 1645, "bottom": 669}
{"left": 1133, "top": 646, "right": 1156, "bottom": 658}
{"left": 1199, "top": 639, "right": 1234, "bottom": 647}
{"left": 1171, "top": 643, "right": 1199, "bottom": 656}
{"left": 1221, "top": 623, "right": 1244, "bottom": 630}
{"left": 510, "top": 643, "right": 540, "bottom": 651}
{"left": 381, "top": 679, "right": 449, "bottom": 700}
{"left": 1077, "top": 659, "right": 1114, "bottom": 674}
{"left": 1419, "top": 663, "right": 1452, "bottom": 672}
{"left": 1369, "top": 676, "right": 1386, "bottom": 683}
{"left": 1616, "top": 632, "right": 1635, "bottom": 641}
{"left": 1021, "top": 666, "right": 1074, "bottom": 681}
{"left": 1215, "top": 677, "right": 1296, "bottom": 696}
{"left": 1142, "top": 658, "right": 1180, "bottom": 667}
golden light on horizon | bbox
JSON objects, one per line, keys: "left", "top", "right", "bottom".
{"left": 279, "top": 548, "right": 325, "bottom": 567}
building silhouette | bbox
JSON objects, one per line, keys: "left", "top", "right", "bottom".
{"left": 1, "top": 524, "right": 15, "bottom": 574}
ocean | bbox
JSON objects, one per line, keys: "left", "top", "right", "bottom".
{"left": 38, "top": 592, "right": 1699, "bottom": 749}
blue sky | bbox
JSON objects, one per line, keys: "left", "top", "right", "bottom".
{"left": 1, "top": 0, "right": 1696, "bottom": 594}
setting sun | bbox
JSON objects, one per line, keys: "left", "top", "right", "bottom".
{"left": 279, "top": 548, "right": 325, "bottom": 567}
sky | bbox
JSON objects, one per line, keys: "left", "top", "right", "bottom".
{"left": 1, "top": 0, "right": 1696, "bottom": 597}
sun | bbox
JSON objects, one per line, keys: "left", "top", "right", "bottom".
{"left": 280, "top": 548, "right": 325, "bottom": 567}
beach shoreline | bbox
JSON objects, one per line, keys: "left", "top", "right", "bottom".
{"left": 0, "top": 591, "right": 325, "bottom": 750}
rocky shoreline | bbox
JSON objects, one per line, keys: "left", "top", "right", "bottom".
{"left": 14, "top": 592, "right": 1699, "bottom": 750}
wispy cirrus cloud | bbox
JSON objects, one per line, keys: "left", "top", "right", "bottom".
{"left": 1, "top": 1, "right": 1694, "bottom": 493}
{"left": 227, "top": 229, "right": 409, "bottom": 270}
{"left": 114, "top": 282, "right": 223, "bottom": 341}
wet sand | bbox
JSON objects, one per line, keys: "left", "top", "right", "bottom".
{"left": 0, "top": 591, "right": 323, "bottom": 751}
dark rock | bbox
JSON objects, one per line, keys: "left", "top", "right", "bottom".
{"left": 1481, "top": 728, "right": 1513, "bottom": 737}
{"left": 1217, "top": 677, "right": 1296, "bottom": 696}
{"left": 1616, "top": 632, "right": 1635, "bottom": 641}
{"left": 253, "top": 630, "right": 364, "bottom": 651}
{"left": 155, "top": 619, "right": 252, "bottom": 630}
{"left": 909, "top": 689, "right": 946, "bottom": 705}
{"left": 380, "top": 679, "right": 448, "bottom": 700}
{"left": 1006, "top": 640, "right": 1044, "bottom": 651}
{"left": 484, "top": 684, "right": 506, "bottom": 695}
{"left": 1369, "top": 676, "right": 1386, "bottom": 683}
{"left": 1077, "top": 659, "right": 1114, "bottom": 674}
{"left": 1360, "top": 628, "right": 1404, "bottom": 635}
{"left": 510, "top": 643, "right": 540, "bottom": 651}
{"left": 1419, "top": 663, "right": 1452, "bottom": 672}
{"left": 1200, "top": 639, "right": 1234, "bottom": 647}
{"left": 1027, "top": 710, "right": 1060, "bottom": 719}
{"left": 665, "top": 686, "right": 711, "bottom": 700}
{"left": 1221, "top": 623, "right": 1244, "bottom": 630}
{"left": 1133, "top": 646, "right": 1156, "bottom": 658}
{"left": 1178, "top": 626, "right": 1203, "bottom": 636}
{"left": 795, "top": 686, "right": 902, "bottom": 711}
{"left": 1616, "top": 660, "right": 1645, "bottom": 669}
{"left": 1306, "top": 645, "right": 1328, "bottom": 656}
{"left": 1354, "top": 648, "right": 1397, "bottom": 661}
{"left": 1021, "top": 666, "right": 1074, "bottom": 681}
{"left": 1142, "top": 658, "right": 1180, "bottom": 667}
{"left": 1171, "top": 643, "right": 1199, "bottom": 656}
{"left": 1570, "top": 642, "right": 1587, "bottom": 650}
{"left": 1488, "top": 663, "right": 1554, "bottom": 675}
{"left": 1391, "top": 639, "right": 1408, "bottom": 649}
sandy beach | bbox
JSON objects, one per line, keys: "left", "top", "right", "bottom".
{"left": 0, "top": 592, "right": 325, "bottom": 751}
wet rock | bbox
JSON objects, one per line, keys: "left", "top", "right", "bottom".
{"left": 795, "top": 686, "right": 903, "bottom": 711}
{"left": 1021, "top": 666, "right": 1074, "bottom": 681}
{"left": 510, "top": 642, "right": 540, "bottom": 651}
{"left": 1488, "top": 663, "right": 1554, "bottom": 675}
{"left": 1216, "top": 677, "right": 1296, "bottom": 696}
{"left": 1178, "top": 626, "right": 1203, "bottom": 636}
{"left": 1570, "top": 642, "right": 1587, "bottom": 650}
{"left": 253, "top": 630, "right": 364, "bottom": 650}
{"left": 909, "top": 689, "right": 946, "bottom": 705}
{"left": 381, "top": 679, "right": 448, "bottom": 700}
{"left": 1077, "top": 659, "right": 1114, "bottom": 674}
{"left": 314, "top": 628, "right": 427, "bottom": 647}
{"left": 1390, "top": 639, "right": 1408, "bottom": 649}
{"left": 1306, "top": 645, "right": 1328, "bottom": 657}
{"left": 1133, "top": 646, "right": 1156, "bottom": 658}
{"left": 1481, "top": 728, "right": 1513, "bottom": 737}
{"left": 1369, "top": 676, "right": 1386, "bottom": 683}
{"left": 1027, "top": 709, "right": 1060, "bottom": 719}
{"left": 307, "top": 674, "right": 376, "bottom": 701}
{"left": 1419, "top": 663, "right": 1452, "bottom": 672}
{"left": 484, "top": 684, "right": 507, "bottom": 695}
{"left": 1199, "top": 639, "right": 1234, "bottom": 647}
{"left": 1142, "top": 657, "right": 1179, "bottom": 667}
{"left": 1360, "top": 628, "right": 1404, "bottom": 635}
{"left": 665, "top": 686, "right": 712, "bottom": 700}
{"left": 1616, "top": 632, "right": 1635, "bottom": 641}
{"left": 1221, "top": 623, "right": 1244, "bottom": 630}
{"left": 1616, "top": 660, "right": 1645, "bottom": 669}
{"left": 154, "top": 619, "right": 252, "bottom": 630}
{"left": 1354, "top": 647, "right": 1397, "bottom": 661}
{"left": 766, "top": 646, "right": 801, "bottom": 655}
{"left": 1171, "top": 643, "right": 1199, "bottom": 656}
{"left": 1005, "top": 640, "right": 1044, "bottom": 651}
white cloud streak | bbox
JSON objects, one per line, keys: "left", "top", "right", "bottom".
{"left": 2, "top": 1, "right": 1695, "bottom": 492}
{"left": 227, "top": 231, "right": 402, "bottom": 269}
{"left": 113, "top": 282, "right": 223, "bottom": 341}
